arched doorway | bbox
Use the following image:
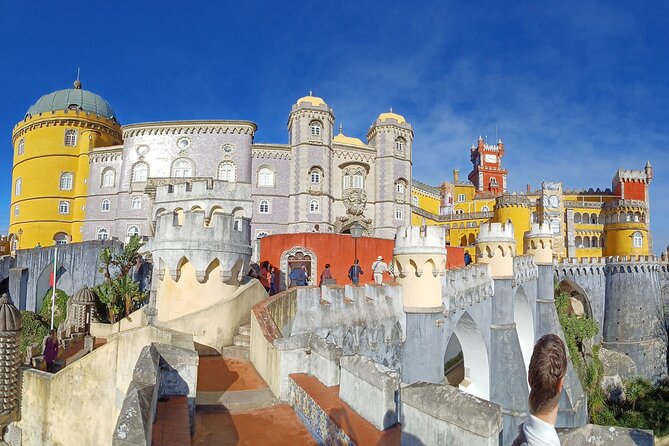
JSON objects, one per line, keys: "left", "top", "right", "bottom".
{"left": 36, "top": 263, "right": 73, "bottom": 311}
{"left": 558, "top": 279, "right": 592, "bottom": 318}
{"left": 514, "top": 286, "right": 535, "bottom": 378}
{"left": 280, "top": 246, "right": 317, "bottom": 289}
{"left": 444, "top": 311, "right": 490, "bottom": 400}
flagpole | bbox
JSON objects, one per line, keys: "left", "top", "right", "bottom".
{"left": 50, "top": 246, "right": 57, "bottom": 330}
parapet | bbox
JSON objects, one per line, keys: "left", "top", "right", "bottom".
{"left": 525, "top": 223, "right": 552, "bottom": 238}
{"left": 442, "top": 264, "right": 494, "bottom": 315}
{"left": 613, "top": 169, "right": 648, "bottom": 184}
{"left": 602, "top": 199, "right": 647, "bottom": 211}
{"left": 477, "top": 222, "right": 515, "bottom": 243}
{"left": 394, "top": 226, "right": 447, "bottom": 256}
{"left": 495, "top": 193, "right": 531, "bottom": 208}
{"left": 152, "top": 179, "right": 252, "bottom": 204}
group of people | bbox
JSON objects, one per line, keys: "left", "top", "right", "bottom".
{"left": 247, "top": 261, "right": 278, "bottom": 295}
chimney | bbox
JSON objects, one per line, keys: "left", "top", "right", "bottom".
{"left": 453, "top": 169, "right": 460, "bottom": 183}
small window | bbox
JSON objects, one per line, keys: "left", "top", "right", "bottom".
{"left": 60, "top": 172, "right": 73, "bottom": 191}
{"left": 352, "top": 174, "right": 364, "bottom": 189}
{"left": 395, "top": 181, "right": 406, "bottom": 194}
{"left": 632, "top": 231, "right": 643, "bottom": 248}
{"left": 457, "top": 194, "right": 466, "bottom": 202}
{"left": 481, "top": 205, "right": 490, "bottom": 212}
{"left": 131, "top": 196, "right": 142, "bottom": 210}
{"left": 55, "top": 233, "right": 68, "bottom": 245}
{"left": 395, "top": 137, "right": 405, "bottom": 152}
{"left": 102, "top": 169, "right": 115, "bottom": 188}
{"left": 455, "top": 209, "right": 464, "bottom": 215}
{"left": 490, "top": 177, "right": 498, "bottom": 186}
{"left": 127, "top": 226, "right": 140, "bottom": 238}
{"left": 218, "top": 162, "right": 236, "bottom": 182}
{"left": 256, "top": 231, "right": 269, "bottom": 239}
{"left": 132, "top": 163, "right": 148, "bottom": 182}
{"left": 97, "top": 228, "right": 109, "bottom": 240}
{"left": 64, "top": 129, "right": 77, "bottom": 146}
{"left": 101, "top": 199, "right": 110, "bottom": 212}
{"left": 259, "top": 200, "right": 270, "bottom": 214}
{"left": 17, "top": 138, "right": 24, "bottom": 155}
{"left": 309, "top": 199, "right": 320, "bottom": 213}
{"left": 395, "top": 208, "right": 403, "bottom": 220}
{"left": 258, "top": 167, "right": 274, "bottom": 187}
{"left": 310, "top": 169, "right": 321, "bottom": 184}
{"left": 172, "top": 159, "right": 193, "bottom": 178}
{"left": 58, "top": 201, "right": 70, "bottom": 214}
{"left": 14, "top": 178, "right": 21, "bottom": 196}
{"left": 412, "top": 195, "right": 419, "bottom": 206}
{"left": 309, "top": 121, "right": 322, "bottom": 136}
{"left": 13, "top": 204, "right": 19, "bottom": 217}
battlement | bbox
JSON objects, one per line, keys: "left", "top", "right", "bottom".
{"left": 441, "top": 263, "right": 494, "bottom": 315}
{"left": 394, "top": 226, "right": 447, "bottom": 256}
{"left": 477, "top": 222, "right": 515, "bottom": 242}
{"left": 602, "top": 199, "right": 647, "bottom": 211}
{"left": 153, "top": 179, "right": 251, "bottom": 203}
{"left": 525, "top": 223, "right": 552, "bottom": 238}
{"left": 555, "top": 255, "right": 663, "bottom": 277}
{"left": 613, "top": 169, "right": 648, "bottom": 184}
{"left": 495, "top": 194, "right": 531, "bottom": 208}
{"left": 513, "top": 255, "right": 539, "bottom": 286}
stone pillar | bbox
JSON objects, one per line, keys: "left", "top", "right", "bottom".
{"left": 0, "top": 293, "right": 22, "bottom": 429}
{"left": 393, "top": 226, "right": 448, "bottom": 385}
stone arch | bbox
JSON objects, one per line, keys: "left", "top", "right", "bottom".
{"left": 445, "top": 311, "right": 490, "bottom": 400}
{"left": 514, "top": 286, "right": 535, "bottom": 378}
{"left": 154, "top": 208, "right": 166, "bottom": 220}
{"left": 280, "top": 246, "right": 317, "bottom": 288}
{"left": 557, "top": 278, "right": 593, "bottom": 318}
{"left": 36, "top": 262, "right": 73, "bottom": 311}
{"left": 175, "top": 256, "right": 190, "bottom": 281}
{"left": 468, "top": 233, "right": 476, "bottom": 246}
{"left": 409, "top": 259, "right": 420, "bottom": 277}
{"left": 460, "top": 235, "right": 467, "bottom": 246}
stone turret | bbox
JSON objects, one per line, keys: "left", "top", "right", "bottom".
{"left": 524, "top": 223, "right": 554, "bottom": 264}
{"left": 494, "top": 193, "right": 531, "bottom": 252}
{"left": 476, "top": 222, "right": 516, "bottom": 278}
{"left": 0, "top": 294, "right": 22, "bottom": 428}
{"left": 393, "top": 225, "right": 447, "bottom": 312}
{"left": 70, "top": 287, "right": 96, "bottom": 334}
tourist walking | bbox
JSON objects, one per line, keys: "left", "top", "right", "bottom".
{"left": 289, "top": 265, "right": 308, "bottom": 287}
{"left": 319, "top": 264, "right": 334, "bottom": 286}
{"left": 269, "top": 266, "right": 277, "bottom": 295}
{"left": 259, "top": 261, "right": 271, "bottom": 293}
{"left": 43, "top": 329, "right": 59, "bottom": 373}
{"left": 371, "top": 256, "right": 388, "bottom": 284}
{"left": 348, "top": 260, "right": 363, "bottom": 285}
{"left": 512, "top": 334, "right": 567, "bottom": 446}
{"left": 464, "top": 250, "right": 472, "bottom": 266}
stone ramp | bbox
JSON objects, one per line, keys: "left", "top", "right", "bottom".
{"left": 196, "top": 388, "right": 278, "bottom": 413}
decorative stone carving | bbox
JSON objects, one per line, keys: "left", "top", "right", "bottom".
{"left": 280, "top": 247, "right": 318, "bottom": 287}
{"left": 513, "top": 255, "right": 539, "bottom": 287}
{"left": 342, "top": 188, "right": 367, "bottom": 216}
{"left": 442, "top": 265, "right": 494, "bottom": 315}
{"left": 0, "top": 293, "right": 22, "bottom": 427}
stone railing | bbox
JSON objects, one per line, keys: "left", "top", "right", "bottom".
{"left": 412, "top": 206, "right": 493, "bottom": 223}
{"left": 442, "top": 264, "right": 494, "bottom": 315}
{"left": 513, "top": 255, "right": 539, "bottom": 287}
{"left": 564, "top": 200, "right": 604, "bottom": 209}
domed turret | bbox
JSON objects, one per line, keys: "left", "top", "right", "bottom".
{"left": 296, "top": 95, "right": 326, "bottom": 107}
{"left": 26, "top": 80, "right": 117, "bottom": 121}
{"left": 377, "top": 111, "right": 406, "bottom": 124}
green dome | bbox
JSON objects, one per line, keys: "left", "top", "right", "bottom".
{"left": 26, "top": 82, "right": 117, "bottom": 121}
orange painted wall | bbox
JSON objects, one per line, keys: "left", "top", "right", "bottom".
{"left": 622, "top": 182, "right": 646, "bottom": 201}
{"left": 446, "top": 246, "right": 466, "bottom": 268}
{"left": 259, "top": 233, "right": 395, "bottom": 289}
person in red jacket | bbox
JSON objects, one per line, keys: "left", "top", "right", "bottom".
{"left": 259, "top": 261, "right": 271, "bottom": 293}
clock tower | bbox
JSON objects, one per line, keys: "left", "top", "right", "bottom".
{"left": 468, "top": 136, "right": 507, "bottom": 195}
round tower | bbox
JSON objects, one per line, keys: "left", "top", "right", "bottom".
{"left": 0, "top": 294, "right": 22, "bottom": 427}
{"left": 602, "top": 199, "right": 650, "bottom": 256}
{"left": 493, "top": 193, "right": 531, "bottom": 253}
{"left": 393, "top": 225, "right": 447, "bottom": 311}
{"left": 10, "top": 80, "right": 122, "bottom": 248}
{"left": 524, "top": 223, "right": 554, "bottom": 264}
{"left": 476, "top": 222, "right": 516, "bottom": 278}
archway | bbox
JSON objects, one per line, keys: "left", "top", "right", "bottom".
{"left": 558, "top": 279, "right": 593, "bottom": 318}
{"left": 514, "top": 286, "right": 535, "bottom": 378}
{"left": 280, "top": 246, "right": 317, "bottom": 289}
{"left": 445, "top": 311, "right": 490, "bottom": 400}
{"left": 35, "top": 263, "right": 73, "bottom": 311}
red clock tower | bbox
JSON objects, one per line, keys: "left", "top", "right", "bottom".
{"left": 468, "top": 136, "right": 507, "bottom": 195}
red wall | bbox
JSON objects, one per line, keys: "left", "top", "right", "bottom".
{"left": 259, "top": 233, "right": 466, "bottom": 290}
{"left": 622, "top": 181, "right": 646, "bottom": 201}
{"left": 259, "top": 233, "right": 395, "bottom": 289}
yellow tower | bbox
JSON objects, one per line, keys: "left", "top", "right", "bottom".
{"left": 475, "top": 222, "right": 516, "bottom": 278}
{"left": 9, "top": 80, "right": 122, "bottom": 249}
{"left": 493, "top": 194, "right": 531, "bottom": 253}
{"left": 602, "top": 200, "right": 650, "bottom": 257}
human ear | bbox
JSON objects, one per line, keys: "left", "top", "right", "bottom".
{"left": 557, "top": 376, "right": 565, "bottom": 393}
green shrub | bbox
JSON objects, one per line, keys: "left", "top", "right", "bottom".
{"left": 39, "top": 289, "right": 69, "bottom": 329}
{"left": 19, "top": 311, "right": 49, "bottom": 357}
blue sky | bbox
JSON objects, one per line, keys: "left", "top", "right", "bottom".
{"left": 1, "top": 1, "right": 668, "bottom": 252}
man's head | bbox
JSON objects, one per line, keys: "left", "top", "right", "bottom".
{"left": 377, "top": 256, "right": 383, "bottom": 261}
{"left": 354, "top": 259, "right": 359, "bottom": 264}
{"left": 528, "top": 334, "right": 567, "bottom": 416}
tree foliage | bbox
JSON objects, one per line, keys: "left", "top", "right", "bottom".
{"left": 19, "top": 310, "right": 50, "bottom": 357}
{"left": 38, "top": 288, "right": 69, "bottom": 329}
{"left": 92, "top": 235, "right": 147, "bottom": 323}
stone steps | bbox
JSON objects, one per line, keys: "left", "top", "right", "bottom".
{"left": 238, "top": 323, "right": 251, "bottom": 336}
{"left": 233, "top": 334, "right": 250, "bottom": 347}
{"left": 195, "top": 388, "right": 278, "bottom": 413}
{"left": 220, "top": 345, "right": 250, "bottom": 361}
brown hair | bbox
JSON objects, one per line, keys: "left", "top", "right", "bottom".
{"left": 528, "top": 334, "right": 567, "bottom": 415}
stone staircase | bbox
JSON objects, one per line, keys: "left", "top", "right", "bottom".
{"left": 221, "top": 322, "right": 251, "bottom": 360}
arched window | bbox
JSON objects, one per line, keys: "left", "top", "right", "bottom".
{"left": 64, "top": 129, "right": 77, "bottom": 146}
{"left": 481, "top": 205, "right": 490, "bottom": 212}
{"left": 412, "top": 195, "right": 419, "bottom": 206}
{"left": 455, "top": 209, "right": 464, "bottom": 215}
{"left": 310, "top": 168, "right": 322, "bottom": 184}
{"left": 489, "top": 177, "right": 498, "bottom": 186}
{"left": 54, "top": 233, "right": 69, "bottom": 245}
{"left": 131, "top": 196, "right": 142, "bottom": 210}
{"left": 259, "top": 200, "right": 270, "bottom": 214}
{"left": 17, "top": 138, "right": 24, "bottom": 155}
{"left": 309, "top": 120, "right": 322, "bottom": 136}
{"left": 13, "top": 204, "right": 19, "bottom": 217}
{"left": 14, "top": 178, "right": 21, "bottom": 196}
{"left": 592, "top": 236, "right": 599, "bottom": 247}
{"left": 575, "top": 236, "right": 583, "bottom": 248}
{"left": 457, "top": 194, "right": 466, "bottom": 202}
{"left": 132, "top": 163, "right": 148, "bottom": 182}
{"left": 58, "top": 200, "right": 70, "bottom": 214}
{"left": 309, "top": 199, "right": 320, "bottom": 213}
{"left": 574, "top": 212, "right": 581, "bottom": 224}
{"left": 60, "top": 172, "right": 73, "bottom": 191}
{"left": 258, "top": 167, "right": 274, "bottom": 187}
{"left": 395, "top": 208, "right": 403, "bottom": 220}
{"left": 102, "top": 168, "right": 116, "bottom": 188}
{"left": 395, "top": 137, "right": 405, "bottom": 152}
{"left": 96, "top": 228, "right": 109, "bottom": 240}
{"left": 101, "top": 199, "right": 110, "bottom": 212}
{"left": 583, "top": 236, "right": 591, "bottom": 248}
{"left": 127, "top": 226, "right": 140, "bottom": 238}
{"left": 632, "top": 231, "right": 643, "bottom": 248}
{"left": 395, "top": 180, "right": 406, "bottom": 194}
{"left": 218, "top": 162, "right": 236, "bottom": 182}
{"left": 352, "top": 173, "right": 364, "bottom": 189}
{"left": 256, "top": 231, "right": 269, "bottom": 239}
{"left": 172, "top": 159, "right": 193, "bottom": 178}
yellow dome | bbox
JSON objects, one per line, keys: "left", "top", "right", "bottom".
{"left": 333, "top": 132, "right": 365, "bottom": 147}
{"left": 378, "top": 111, "right": 406, "bottom": 124}
{"left": 296, "top": 95, "right": 326, "bottom": 107}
